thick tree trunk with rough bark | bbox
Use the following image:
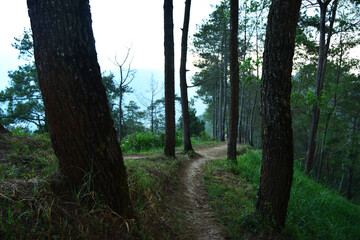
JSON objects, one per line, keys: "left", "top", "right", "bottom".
{"left": 180, "top": 0, "right": 193, "bottom": 152}
{"left": 164, "top": 0, "right": 176, "bottom": 157}
{"left": 27, "top": 0, "right": 134, "bottom": 217}
{"left": 256, "top": 0, "right": 301, "bottom": 227}
{"left": 227, "top": 0, "right": 239, "bottom": 161}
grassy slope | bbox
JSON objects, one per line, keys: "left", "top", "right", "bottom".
{"left": 203, "top": 148, "right": 360, "bottom": 240}
{"left": 0, "top": 132, "right": 198, "bottom": 239}
{"left": 2, "top": 132, "right": 358, "bottom": 240}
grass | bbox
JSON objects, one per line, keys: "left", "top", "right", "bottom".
{"left": 203, "top": 147, "right": 360, "bottom": 240}
{"left": 7, "top": 130, "right": 358, "bottom": 239}
{"left": 0, "top": 131, "right": 205, "bottom": 239}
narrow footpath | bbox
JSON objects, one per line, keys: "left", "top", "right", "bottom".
{"left": 176, "top": 144, "right": 228, "bottom": 240}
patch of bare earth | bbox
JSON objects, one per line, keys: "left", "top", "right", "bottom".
{"left": 168, "top": 144, "right": 228, "bottom": 240}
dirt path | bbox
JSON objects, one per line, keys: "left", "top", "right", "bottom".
{"left": 178, "top": 144, "right": 228, "bottom": 240}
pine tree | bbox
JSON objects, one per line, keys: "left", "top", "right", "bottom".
{"left": 27, "top": 0, "right": 134, "bottom": 217}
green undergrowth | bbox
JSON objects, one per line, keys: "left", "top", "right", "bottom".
{"left": 121, "top": 131, "right": 217, "bottom": 154}
{"left": 0, "top": 132, "right": 198, "bottom": 239}
{"left": 203, "top": 147, "right": 360, "bottom": 240}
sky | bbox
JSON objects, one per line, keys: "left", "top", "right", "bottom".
{"left": 0, "top": 1, "right": 221, "bottom": 116}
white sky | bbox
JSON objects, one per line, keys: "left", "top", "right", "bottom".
{"left": 0, "top": 0, "right": 221, "bottom": 91}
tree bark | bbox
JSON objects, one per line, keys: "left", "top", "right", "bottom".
{"left": 27, "top": 0, "right": 133, "bottom": 217}
{"left": 180, "top": 0, "right": 194, "bottom": 152}
{"left": 256, "top": 0, "right": 301, "bottom": 227}
{"left": 227, "top": 0, "right": 239, "bottom": 160}
{"left": 164, "top": 0, "right": 176, "bottom": 157}
{"left": 305, "top": 0, "right": 338, "bottom": 175}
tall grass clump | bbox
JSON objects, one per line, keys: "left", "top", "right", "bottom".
{"left": 232, "top": 149, "right": 261, "bottom": 184}
{"left": 121, "top": 131, "right": 183, "bottom": 153}
{"left": 204, "top": 148, "right": 360, "bottom": 239}
{"left": 287, "top": 168, "right": 360, "bottom": 239}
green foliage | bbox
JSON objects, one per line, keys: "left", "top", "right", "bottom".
{"left": 177, "top": 100, "right": 205, "bottom": 137}
{"left": 232, "top": 149, "right": 262, "bottom": 184}
{"left": 122, "top": 101, "right": 146, "bottom": 137}
{"left": 121, "top": 132, "right": 163, "bottom": 153}
{"left": 199, "top": 130, "right": 212, "bottom": 142}
{"left": 204, "top": 148, "right": 360, "bottom": 239}
{"left": 192, "top": 0, "right": 265, "bottom": 141}
{"left": 0, "top": 30, "right": 48, "bottom": 132}
{"left": 11, "top": 29, "right": 33, "bottom": 60}
{"left": 121, "top": 131, "right": 182, "bottom": 153}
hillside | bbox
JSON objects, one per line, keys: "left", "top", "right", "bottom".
{"left": 0, "top": 132, "right": 359, "bottom": 239}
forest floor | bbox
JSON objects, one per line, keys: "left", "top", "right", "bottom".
{"left": 0, "top": 131, "right": 232, "bottom": 239}
{"left": 167, "top": 144, "right": 228, "bottom": 240}
{"left": 124, "top": 143, "right": 229, "bottom": 239}
{"left": 1, "top": 132, "right": 359, "bottom": 239}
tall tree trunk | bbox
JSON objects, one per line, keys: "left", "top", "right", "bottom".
{"left": 218, "top": 67, "right": 224, "bottom": 140}
{"left": 305, "top": 0, "right": 338, "bottom": 175}
{"left": 326, "top": 152, "right": 331, "bottom": 183}
{"left": 238, "top": 87, "right": 245, "bottom": 143}
{"left": 346, "top": 165, "right": 353, "bottom": 200}
{"left": 317, "top": 33, "right": 343, "bottom": 181}
{"left": 222, "top": 71, "right": 227, "bottom": 142}
{"left": 249, "top": 90, "right": 258, "bottom": 146}
{"left": 237, "top": 8, "right": 249, "bottom": 144}
{"left": 338, "top": 162, "right": 345, "bottom": 193}
{"left": 164, "top": 0, "right": 176, "bottom": 157}
{"left": 227, "top": 0, "right": 239, "bottom": 160}
{"left": 245, "top": 103, "right": 250, "bottom": 143}
{"left": 316, "top": 124, "right": 328, "bottom": 181}
{"left": 256, "top": 0, "right": 301, "bottom": 227}
{"left": 213, "top": 94, "right": 217, "bottom": 138}
{"left": 150, "top": 96, "right": 154, "bottom": 133}
{"left": 347, "top": 115, "right": 359, "bottom": 200}
{"left": 27, "top": 0, "right": 134, "bottom": 217}
{"left": 221, "top": 17, "right": 228, "bottom": 142}
{"left": 118, "top": 66, "right": 123, "bottom": 142}
{"left": 213, "top": 91, "right": 218, "bottom": 139}
{"left": 179, "top": 0, "right": 193, "bottom": 152}
{"left": 249, "top": 25, "right": 260, "bottom": 147}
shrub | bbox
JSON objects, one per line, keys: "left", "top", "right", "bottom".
{"left": 121, "top": 132, "right": 163, "bottom": 152}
